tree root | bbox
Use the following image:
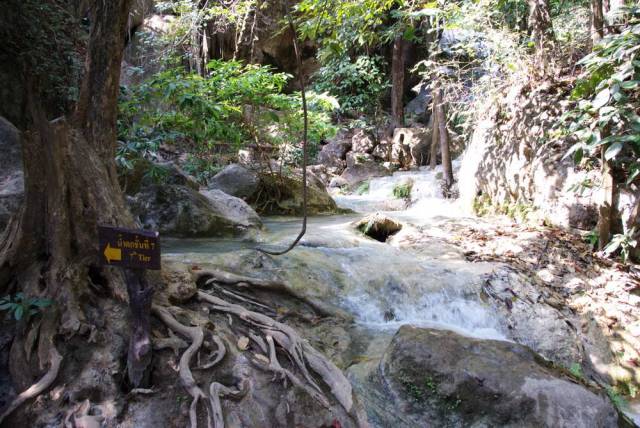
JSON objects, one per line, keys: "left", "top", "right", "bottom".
{"left": 0, "top": 346, "right": 62, "bottom": 424}
{"left": 152, "top": 305, "right": 212, "bottom": 428}
{"left": 209, "top": 377, "right": 249, "bottom": 428}
{"left": 197, "top": 269, "right": 341, "bottom": 318}
{"left": 197, "top": 291, "right": 356, "bottom": 417}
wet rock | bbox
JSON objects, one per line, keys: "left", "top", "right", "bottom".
{"left": 380, "top": 325, "right": 617, "bottom": 427}
{"left": 341, "top": 156, "right": 391, "bottom": 187}
{"left": 355, "top": 213, "right": 403, "bottom": 242}
{"left": 329, "top": 176, "right": 348, "bottom": 188}
{"left": 0, "top": 116, "right": 23, "bottom": 233}
{"left": 391, "top": 127, "right": 431, "bottom": 168}
{"left": 351, "top": 129, "right": 376, "bottom": 154}
{"left": 208, "top": 163, "right": 260, "bottom": 200}
{"left": 128, "top": 184, "right": 261, "bottom": 237}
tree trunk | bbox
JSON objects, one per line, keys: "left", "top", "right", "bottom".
{"left": 434, "top": 86, "right": 453, "bottom": 188}
{"left": 430, "top": 94, "right": 439, "bottom": 170}
{"left": 591, "top": 0, "right": 605, "bottom": 45}
{"left": 391, "top": 35, "right": 405, "bottom": 130}
{"left": 598, "top": 147, "right": 614, "bottom": 250}
{"left": 528, "top": 0, "right": 555, "bottom": 75}
{"left": 0, "top": 0, "right": 146, "bottom": 409}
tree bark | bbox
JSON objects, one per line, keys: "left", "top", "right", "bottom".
{"left": 598, "top": 147, "right": 614, "bottom": 250}
{"left": 528, "top": 0, "right": 555, "bottom": 75}
{"left": 0, "top": 0, "right": 140, "bottom": 395}
{"left": 434, "top": 86, "right": 453, "bottom": 187}
{"left": 591, "top": 0, "right": 605, "bottom": 45}
{"left": 391, "top": 35, "right": 405, "bottom": 130}
{"left": 430, "top": 95, "right": 439, "bottom": 170}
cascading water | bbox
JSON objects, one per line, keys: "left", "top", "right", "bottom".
{"left": 165, "top": 162, "right": 508, "bottom": 341}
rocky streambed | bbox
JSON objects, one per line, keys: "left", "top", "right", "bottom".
{"left": 162, "top": 165, "right": 638, "bottom": 427}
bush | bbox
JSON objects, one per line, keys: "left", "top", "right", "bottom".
{"left": 117, "top": 60, "right": 337, "bottom": 181}
{"left": 312, "top": 55, "right": 388, "bottom": 116}
{"left": 393, "top": 180, "right": 413, "bottom": 199}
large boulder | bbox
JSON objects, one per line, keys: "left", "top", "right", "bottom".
{"left": 391, "top": 127, "right": 431, "bottom": 168}
{"left": 128, "top": 184, "right": 261, "bottom": 237}
{"left": 252, "top": 173, "right": 338, "bottom": 216}
{"left": 317, "top": 140, "right": 351, "bottom": 172}
{"left": 340, "top": 157, "right": 391, "bottom": 187}
{"left": 0, "top": 116, "right": 23, "bottom": 232}
{"left": 405, "top": 82, "right": 433, "bottom": 124}
{"left": 379, "top": 326, "right": 617, "bottom": 427}
{"left": 208, "top": 163, "right": 260, "bottom": 200}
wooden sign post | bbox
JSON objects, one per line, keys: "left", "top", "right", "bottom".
{"left": 98, "top": 226, "right": 161, "bottom": 387}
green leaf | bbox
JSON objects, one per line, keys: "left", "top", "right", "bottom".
{"left": 605, "top": 142, "right": 624, "bottom": 160}
{"left": 592, "top": 88, "right": 611, "bottom": 109}
{"left": 14, "top": 305, "right": 23, "bottom": 321}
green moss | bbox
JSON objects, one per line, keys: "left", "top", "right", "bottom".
{"left": 355, "top": 181, "right": 370, "bottom": 195}
{"left": 393, "top": 180, "right": 413, "bottom": 199}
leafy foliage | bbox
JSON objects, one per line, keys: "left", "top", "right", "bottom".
{"left": 0, "top": 293, "right": 52, "bottom": 321}
{"left": 604, "top": 228, "right": 638, "bottom": 264}
{"left": 393, "top": 180, "right": 413, "bottom": 199}
{"left": 312, "top": 55, "right": 388, "bottom": 115}
{"left": 118, "top": 60, "right": 337, "bottom": 182}
{"left": 563, "top": 9, "right": 640, "bottom": 183}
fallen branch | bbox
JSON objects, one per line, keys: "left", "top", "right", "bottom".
{"left": 0, "top": 346, "right": 62, "bottom": 424}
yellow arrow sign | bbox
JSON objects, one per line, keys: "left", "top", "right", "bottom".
{"left": 103, "top": 243, "right": 122, "bottom": 264}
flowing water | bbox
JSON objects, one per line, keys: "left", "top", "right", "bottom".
{"left": 164, "top": 162, "right": 507, "bottom": 341}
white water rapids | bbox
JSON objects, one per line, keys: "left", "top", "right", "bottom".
{"left": 164, "top": 163, "right": 509, "bottom": 341}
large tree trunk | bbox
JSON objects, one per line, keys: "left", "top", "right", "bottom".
{"left": 528, "top": 0, "right": 555, "bottom": 75}
{"left": 591, "top": 0, "right": 605, "bottom": 45}
{"left": 391, "top": 35, "right": 406, "bottom": 130}
{"left": 0, "top": 0, "right": 139, "bottom": 421}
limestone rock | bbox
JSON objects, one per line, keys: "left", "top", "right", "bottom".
{"left": 208, "top": 163, "right": 260, "bottom": 200}
{"left": 161, "top": 260, "right": 197, "bottom": 303}
{"left": 0, "top": 116, "right": 23, "bottom": 233}
{"left": 253, "top": 173, "right": 338, "bottom": 216}
{"left": 341, "top": 153, "right": 391, "bottom": 187}
{"left": 128, "top": 184, "right": 261, "bottom": 237}
{"left": 355, "top": 213, "right": 403, "bottom": 242}
{"left": 380, "top": 326, "right": 617, "bottom": 427}
{"left": 351, "top": 129, "right": 376, "bottom": 154}
{"left": 392, "top": 127, "right": 431, "bottom": 168}
{"left": 317, "top": 140, "right": 351, "bottom": 172}
{"left": 372, "top": 139, "right": 392, "bottom": 162}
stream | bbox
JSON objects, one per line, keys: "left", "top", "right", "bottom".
{"left": 164, "top": 163, "right": 507, "bottom": 341}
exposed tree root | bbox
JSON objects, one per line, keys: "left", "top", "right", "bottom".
{"left": 0, "top": 346, "right": 62, "bottom": 424}
{"left": 209, "top": 376, "right": 249, "bottom": 428}
{"left": 195, "top": 333, "right": 226, "bottom": 370}
{"left": 152, "top": 305, "right": 212, "bottom": 428}
{"left": 197, "top": 269, "right": 338, "bottom": 318}
{"left": 196, "top": 291, "right": 356, "bottom": 417}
